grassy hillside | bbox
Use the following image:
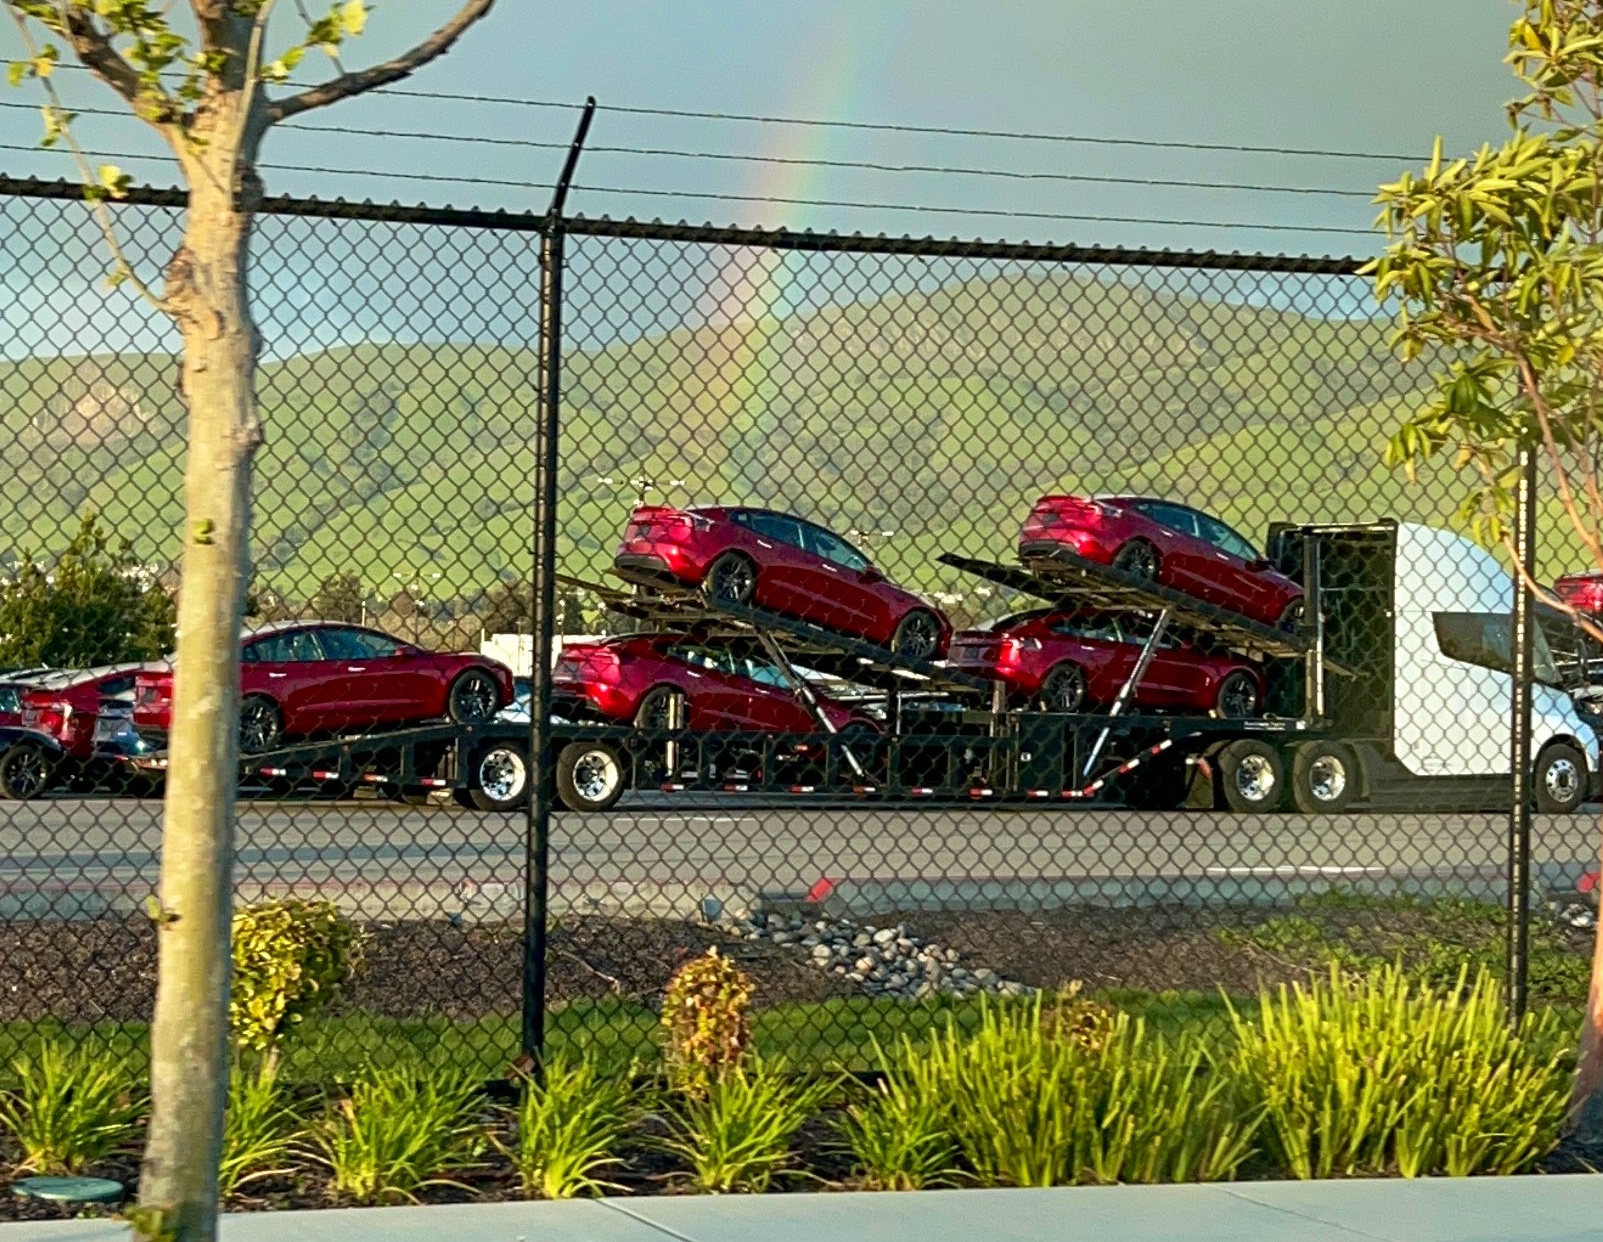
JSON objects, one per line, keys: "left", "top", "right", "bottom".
{"left": 0, "top": 269, "right": 1556, "bottom": 619}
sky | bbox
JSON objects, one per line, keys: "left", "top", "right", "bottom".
{"left": 0, "top": 0, "right": 1521, "bottom": 258}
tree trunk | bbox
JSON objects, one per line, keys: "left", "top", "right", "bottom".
{"left": 134, "top": 166, "right": 261, "bottom": 1242}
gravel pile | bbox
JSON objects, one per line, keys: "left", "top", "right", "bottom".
{"left": 734, "top": 909, "right": 1034, "bottom": 1000}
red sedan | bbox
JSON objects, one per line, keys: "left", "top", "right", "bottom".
{"left": 19, "top": 665, "right": 143, "bottom": 760}
{"left": 1556, "top": 572, "right": 1603, "bottom": 614}
{"left": 133, "top": 621, "right": 514, "bottom": 754}
{"left": 947, "top": 609, "right": 1266, "bottom": 717}
{"left": 614, "top": 505, "right": 951, "bottom": 659}
{"left": 553, "top": 633, "right": 877, "bottom": 735}
{"left": 1019, "top": 495, "right": 1303, "bottom": 629}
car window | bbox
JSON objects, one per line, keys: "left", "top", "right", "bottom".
{"left": 97, "top": 675, "right": 134, "bottom": 696}
{"left": 668, "top": 645, "right": 738, "bottom": 675}
{"left": 743, "top": 511, "right": 806, "bottom": 549}
{"left": 1049, "top": 614, "right": 1126, "bottom": 643}
{"left": 1198, "top": 515, "right": 1260, "bottom": 561}
{"left": 738, "top": 656, "right": 791, "bottom": 688}
{"left": 245, "top": 629, "right": 324, "bottom": 663}
{"left": 801, "top": 524, "right": 871, "bottom": 572}
{"left": 0, "top": 687, "right": 16, "bottom": 712}
{"left": 320, "top": 627, "right": 403, "bottom": 660}
{"left": 1140, "top": 502, "right": 1200, "bottom": 538}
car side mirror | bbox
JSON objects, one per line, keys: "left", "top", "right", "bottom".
{"left": 1249, "top": 558, "right": 1271, "bottom": 572}
{"left": 860, "top": 566, "right": 883, "bottom": 583}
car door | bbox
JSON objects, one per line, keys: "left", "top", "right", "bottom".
{"left": 799, "top": 523, "right": 875, "bottom": 636}
{"left": 244, "top": 628, "right": 332, "bottom": 734}
{"left": 1129, "top": 501, "right": 1210, "bottom": 596}
{"left": 737, "top": 653, "right": 814, "bottom": 732}
{"left": 1196, "top": 513, "right": 1273, "bottom": 620}
{"left": 318, "top": 626, "right": 418, "bottom": 726}
{"left": 739, "top": 511, "right": 828, "bottom": 625}
{"left": 662, "top": 644, "right": 745, "bottom": 730}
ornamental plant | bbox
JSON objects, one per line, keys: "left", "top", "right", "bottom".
{"left": 660, "top": 947, "right": 754, "bottom": 1097}
{"left": 231, "top": 898, "right": 364, "bottom": 1068}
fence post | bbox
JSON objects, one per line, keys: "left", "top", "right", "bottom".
{"left": 1507, "top": 441, "right": 1539, "bottom": 1023}
{"left": 524, "top": 98, "right": 597, "bottom": 1069}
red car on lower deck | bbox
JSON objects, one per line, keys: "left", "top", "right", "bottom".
{"left": 553, "top": 633, "right": 877, "bottom": 735}
{"left": 613, "top": 504, "right": 951, "bottom": 659}
{"left": 947, "top": 609, "right": 1265, "bottom": 718}
{"left": 134, "top": 621, "right": 514, "bottom": 754}
{"left": 19, "top": 665, "right": 144, "bottom": 760}
{"left": 1019, "top": 494, "right": 1303, "bottom": 629}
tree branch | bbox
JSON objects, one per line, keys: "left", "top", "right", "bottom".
{"left": 56, "top": 4, "right": 144, "bottom": 107}
{"left": 267, "top": 0, "right": 494, "bottom": 124}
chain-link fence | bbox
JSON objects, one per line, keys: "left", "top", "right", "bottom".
{"left": 0, "top": 175, "right": 1594, "bottom": 1079}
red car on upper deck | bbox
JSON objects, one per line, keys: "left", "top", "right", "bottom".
{"left": 613, "top": 505, "right": 951, "bottom": 659}
{"left": 948, "top": 609, "right": 1265, "bottom": 717}
{"left": 553, "top": 633, "right": 877, "bottom": 735}
{"left": 1018, "top": 495, "right": 1303, "bottom": 630}
{"left": 133, "top": 621, "right": 514, "bottom": 754}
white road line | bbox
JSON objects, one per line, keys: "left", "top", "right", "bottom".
{"left": 1203, "top": 865, "right": 1390, "bottom": 876}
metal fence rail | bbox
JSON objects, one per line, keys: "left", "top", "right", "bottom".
{"left": 0, "top": 174, "right": 1588, "bottom": 1077}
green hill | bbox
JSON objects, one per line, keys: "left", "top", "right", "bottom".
{"left": 0, "top": 269, "right": 1553, "bottom": 618}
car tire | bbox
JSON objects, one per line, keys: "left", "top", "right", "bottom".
{"left": 1112, "top": 539, "right": 1160, "bottom": 583}
{"left": 1535, "top": 741, "right": 1589, "bottom": 814}
{"left": 468, "top": 742, "right": 530, "bottom": 812}
{"left": 555, "top": 740, "right": 626, "bottom": 812}
{"left": 890, "top": 608, "right": 942, "bottom": 660}
{"left": 239, "top": 695, "right": 283, "bottom": 756}
{"left": 1214, "top": 670, "right": 1261, "bottom": 720}
{"left": 1037, "top": 663, "right": 1088, "bottom": 713}
{"left": 1215, "top": 738, "right": 1285, "bottom": 813}
{"left": 447, "top": 668, "right": 502, "bottom": 725}
{"left": 1289, "top": 741, "right": 1359, "bottom": 814}
{"left": 633, "top": 685, "right": 685, "bottom": 732}
{"left": 0, "top": 743, "right": 54, "bottom": 801}
{"left": 703, "top": 552, "right": 758, "bottom": 607}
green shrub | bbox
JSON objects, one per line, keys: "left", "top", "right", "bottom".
{"left": 232, "top": 898, "right": 364, "bottom": 1062}
{"left": 313, "top": 1066, "right": 486, "bottom": 1204}
{"left": 1228, "top": 964, "right": 1570, "bottom": 1178}
{"left": 834, "top": 1040, "right": 960, "bottom": 1190}
{"left": 497, "top": 1051, "right": 641, "bottom": 1199}
{"left": 660, "top": 948, "right": 753, "bottom": 1097}
{"left": 0, "top": 1040, "right": 146, "bottom": 1174}
{"left": 664, "top": 1057, "right": 837, "bottom": 1193}
{"left": 925, "top": 998, "right": 1257, "bottom": 1187}
{"left": 220, "top": 1062, "right": 305, "bottom": 1199}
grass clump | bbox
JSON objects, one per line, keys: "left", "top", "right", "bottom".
{"left": 835, "top": 1039, "right": 961, "bottom": 1191}
{"left": 0, "top": 1040, "right": 145, "bottom": 1175}
{"left": 313, "top": 1066, "right": 486, "bottom": 1203}
{"left": 665, "top": 1057, "right": 837, "bottom": 1193}
{"left": 1229, "top": 964, "right": 1571, "bottom": 1178}
{"left": 220, "top": 1062, "right": 307, "bottom": 1198}
{"left": 498, "top": 1051, "right": 642, "bottom": 1199}
{"left": 932, "top": 998, "right": 1256, "bottom": 1187}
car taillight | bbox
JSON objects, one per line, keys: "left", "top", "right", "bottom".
{"left": 1000, "top": 637, "right": 1042, "bottom": 661}
{"left": 136, "top": 684, "right": 158, "bottom": 706}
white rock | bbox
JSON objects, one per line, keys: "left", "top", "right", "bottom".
{"left": 773, "top": 931, "right": 793, "bottom": 944}
{"left": 811, "top": 944, "right": 832, "bottom": 961}
{"left": 872, "top": 928, "right": 898, "bottom": 946}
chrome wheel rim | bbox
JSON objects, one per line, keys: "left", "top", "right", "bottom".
{"left": 571, "top": 749, "right": 620, "bottom": 803}
{"left": 1235, "top": 754, "right": 1276, "bottom": 803}
{"left": 1308, "top": 755, "right": 1347, "bottom": 802}
{"left": 453, "top": 674, "right": 498, "bottom": 722}
{"left": 1545, "top": 756, "right": 1580, "bottom": 804}
{"left": 478, "top": 748, "right": 527, "bottom": 801}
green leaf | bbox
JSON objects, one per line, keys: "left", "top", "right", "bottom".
{"left": 339, "top": 0, "right": 368, "bottom": 37}
{"left": 96, "top": 163, "right": 131, "bottom": 200}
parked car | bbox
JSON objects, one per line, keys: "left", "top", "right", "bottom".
{"left": 947, "top": 609, "right": 1266, "bottom": 717}
{"left": 613, "top": 505, "right": 951, "bottom": 659}
{"left": 1018, "top": 495, "right": 1303, "bottom": 629}
{"left": 552, "top": 633, "right": 879, "bottom": 735}
{"left": 20, "top": 665, "right": 144, "bottom": 762}
{"left": 0, "top": 667, "right": 52, "bottom": 728}
{"left": 1556, "top": 571, "right": 1603, "bottom": 616}
{"left": 133, "top": 621, "right": 515, "bottom": 754}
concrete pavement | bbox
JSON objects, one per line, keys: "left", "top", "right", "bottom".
{"left": 1, "top": 1178, "right": 1600, "bottom": 1241}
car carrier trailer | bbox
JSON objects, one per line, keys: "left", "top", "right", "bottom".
{"left": 114, "top": 519, "right": 1599, "bottom": 815}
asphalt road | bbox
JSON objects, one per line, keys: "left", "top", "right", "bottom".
{"left": 2, "top": 792, "right": 1598, "bottom": 919}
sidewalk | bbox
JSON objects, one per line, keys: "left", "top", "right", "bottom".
{"left": 2, "top": 1176, "right": 1598, "bottom": 1242}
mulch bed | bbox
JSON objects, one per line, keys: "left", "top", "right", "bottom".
{"left": 0, "top": 914, "right": 855, "bottom": 1026}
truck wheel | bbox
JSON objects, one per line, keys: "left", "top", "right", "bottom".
{"left": 1290, "top": 741, "right": 1358, "bottom": 814}
{"left": 1215, "top": 739, "right": 1285, "bottom": 813}
{"left": 0, "top": 744, "right": 54, "bottom": 801}
{"left": 555, "top": 740, "right": 626, "bottom": 812}
{"left": 468, "top": 743, "right": 530, "bottom": 812}
{"left": 1535, "top": 742, "right": 1588, "bottom": 814}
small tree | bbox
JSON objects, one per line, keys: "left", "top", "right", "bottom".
{"left": 1371, "top": 0, "right": 1603, "bottom": 1132}
{"left": 310, "top": 570, "right": 365, "bottom": 625}
{"left": 0, "top": 512, "right": 175, "bottom": 666}
{"left": 3, "top": 4, "right": 496, "bottom": 1237}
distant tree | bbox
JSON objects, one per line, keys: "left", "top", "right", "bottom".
{"left": 480, "top": 578, "right": 530, "bottom": 633}
{"left": 0, "top": 512, "right": 175, "bottom": 667}
{"left": 310, "top": 572, "right": 365, "bottom": 624}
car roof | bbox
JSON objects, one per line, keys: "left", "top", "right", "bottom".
{"left": 242, "top": 620, "right": 402, "bottom": 641}
{"left": 25, "top": 663, "right": 144, "bottom": 690}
